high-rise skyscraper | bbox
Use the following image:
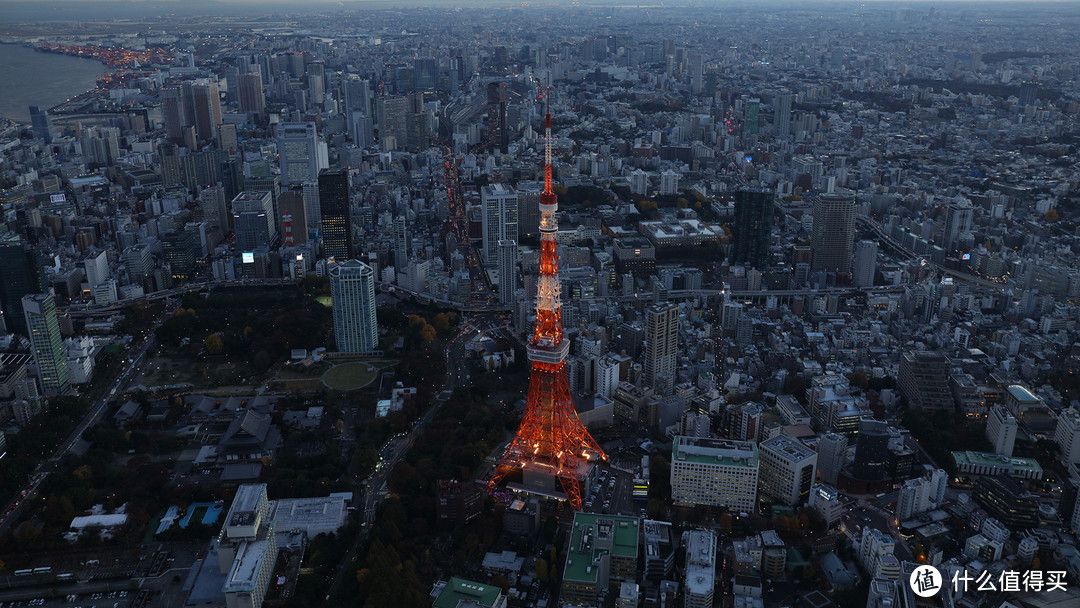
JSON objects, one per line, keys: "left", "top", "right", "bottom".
{"left": 29, "top": 106, "right": 53, "bottom": 144}
{"left": 191, "top": 82, "right": 222, "bottom": 141}
{"left": 199, "top": 185, "right": 229, "bottom": 230}
{"left": 329, "top": 260, "right": 378, "bottom": 353}
{"left": 232, "top": 191, "right": 277, "bottom": 251}
{"left": 158, "top": 142, "right": 183, "bottom": 185}
{"left": 344, "top": 76, "right": 372, "bottom": 118}
{"left": 853, "top": 240, "right": 878, "bottom": 288}
{"left": 810, "top": 190, "right": 857, "bottom": 275}
{"left": 943, "top": 197, "right": 974, "bottom": 253}
{"left": 485, "top": 82, "right": 509, "bottom": 153}
{"left": 393, "top": 216, "right": 409, "bottom": 269}
{"left": 302, "top": 181, "right": 321, "bottom": 236}
{"left": 318, "top": 169, "right": 352, "bottom": 260}
{"left": 23, "top": 291, "right": 70, "bottom": 396}
{"left": 732, "top": 188, "right": 774, "bottom": 269}
{"left": 688, "top": 53, "right": 704, "bottom": 95}
{"left": 644, "top": 302, "right": 679, "bottom": 396}
{"left": 852, "top": 420, "right": 890, "bottom": 481}
{"left": 237, "top": 72, "right": 265, "bottom": 119}
{"left": 161, "top": 86, "right": 186, "bottom": 142}
{"left": 277, "top": 123, "right": 328, "bottom": 186}
{"left": 345, "top": 76, "right": 373, "bottom": 145}
{"left": 743, "top": 97, "right": 760, "bottom": 135}
{"left": 498, "top": 239, "right": 517, "bottom": 305}
{"left": 516, "top": 182, "right": 542, "bottom": 241}
{"left": 375, "top": 96, "right": 408, "bottom": 150}
{"left": 180, "top": 81, "right": 197, "bottom": 127}
{"left": 0, "top": 235, "right": 41, "bottom": 336}
{"left": 306, "top": 61, "right": 325, "bottom": 108}
{"left": 480, "top": 184, "right": 518, "bottom": 263}
{"left": 773, "top": 91, "right": 792, "bottom": 137}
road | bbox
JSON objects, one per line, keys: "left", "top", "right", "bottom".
{"left": 323, "top": 318, "right": 478, "bottom": 602}
{"left": 58, "top": 278, "right": 299, "bottom": 318}
{"left": 0, "top": 333, "right": 157, "bottom": 532}
{"left": 857, "top": 216, "right": 1007, "bottom": 292}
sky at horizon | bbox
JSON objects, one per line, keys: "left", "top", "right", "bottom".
{"left": 2, "top": 0, "right": 1077, "bottom": 4}
{"left": 2, "top": 0, "right": 1076, "bottom": 23}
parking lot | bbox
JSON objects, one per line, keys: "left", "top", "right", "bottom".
{"left": 582, "top": 467, "right": 637, "bottom": 516}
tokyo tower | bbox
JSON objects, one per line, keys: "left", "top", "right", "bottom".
{"left": 487, "top": 92, "right": 606, "bottom": 511}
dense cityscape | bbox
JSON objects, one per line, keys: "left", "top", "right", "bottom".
{"left": 0, "top": 2, "right": 1079, "bottom": 608}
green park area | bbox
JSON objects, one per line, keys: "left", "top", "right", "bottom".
{"left": 322, "top": 362, "right": 378, "bottom": 390}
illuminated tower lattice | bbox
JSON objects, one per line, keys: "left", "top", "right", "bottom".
{"left": 487, "top": 93, "right": 606, "bottom": 510}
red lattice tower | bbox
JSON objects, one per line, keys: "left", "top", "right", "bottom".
{"left": 487, "top": 91, "right": 606, "bottom": 511}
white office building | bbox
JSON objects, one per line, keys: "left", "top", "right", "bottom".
{"left": 859, "top": 528, "right": 899, "bottom": 580}
{"left": 660, "top": 169, "right": 680, "bottom": 196}
{"left": 480, "top": 184, "right": 518, "bottom": 263}
{"left": 277, "top": 122, "right": 328, "bottom": 186}
{"left": 671, "top": 436, "right": 758, "bottom": 512}
{"left": 329, "top": 260, "right": 378, "bottom": 353}
{"left": 897, "top": 467, "right": 947, "bottom": 520}
{"left": 84, "top": 251, "right": 110, "bottom": 287}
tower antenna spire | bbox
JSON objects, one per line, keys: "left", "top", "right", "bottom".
{"left": 544, "top": 85, "right": 553, "bottom": 195}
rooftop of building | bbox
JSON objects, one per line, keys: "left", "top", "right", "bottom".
{"left": 269, "top": 495, "right": 346, "bottom": 532}
{"left": 952, "top": 451, "right": 1042, "bottom": 473}
{"left": 432, "top": 577, "right": 502, "bottom": 608}
{"left": 222, "top": 538, "right": 272, "bottom": 593}
{"left": 481, "top": 182, "right": 515, "bottom": 197}
{"left": 1007, "top": 385, "right": 1040, "bottom": 403}
{"left": 761, "top": 435, "right": 816, "bottom": 461}
{"left": 564, "top": 512, "right": 639, "bottom": 583}
{"left": 684, "top": 530, "right": 716, "bottom": 597}
{"left": 672, "top": 435, "right": 758, "bottom": 468}
{"left": 227, "top": 483, "right": 266, "bottom": 527}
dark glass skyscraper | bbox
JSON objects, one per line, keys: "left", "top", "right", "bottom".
{"left": 0, "top": 235, "right": 42, "bottom": 336}
{"left": 29, "top": 106, "right": 53, "bottom": 144}
{"left": 852, "top": 419, "right": 890, "bottom": 481}
{"left": 318, "top": 169, "right": 352, "bottom": 260}
{"left": 732, "top": 188, "right": 774, "bottom": 269}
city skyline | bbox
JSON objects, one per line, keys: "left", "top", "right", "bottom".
{"left": 0, "top": 1, "right": 1077, "bottom": 606}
